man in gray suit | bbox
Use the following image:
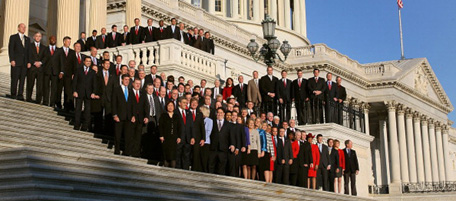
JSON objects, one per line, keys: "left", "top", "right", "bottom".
{"left": 247, "top": 70, "right": 262, "bottom": 109}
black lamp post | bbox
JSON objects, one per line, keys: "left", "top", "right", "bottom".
{"left": 247, "top": 15, "right": 292, "bottom": 66}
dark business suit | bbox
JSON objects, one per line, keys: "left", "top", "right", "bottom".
{"left": 175, "top": 108, "right": 193, "bottom": 170}
{"left": 144, "top": 74, "right": 163, "bottom": 87}
{"left": 86, "top": 36, "right": 97, "bottom": 50}
{"left": 184, "top": 33, "right": 194, "bottom": 46}
{"left": 166, "top": 25, "right": 181, "bottom": 41}
{"left": 307, "top": 77, "right": 326, "bottom": 124}
{"left": 100, "top": 70, "right": 115, "bottom": 139}
{"left": 328, "top": 147, "right": 340, "bottom": 192}
{"left": 143, "top": 94, "right": 164, "bottom": 163}
{"left": 209, "top": 120, "right": 235, "bottom": 175}
{"left": 129, "top": 89, "right": 149, "bottom": 157}
{"left": 297, "top": 140, "right": 313, "bottom": 188}
{"left": 27, "top": 42, "right": 47, "bottom": 103}
{"left": 232, "top": 83, "right": 248, "bottom": 108}
{"left": 336, "top": 85, "right": 347, "bottom": 125}
{"left": 106, "top": 32, "right": 121, "bottom": 48}
{"left": 142, "top": 26, "right": 156, "bottom": 42}
{"left": 112, "top": 85, "right": 133, "bottom": 154}
{"left": 229, "top": 122, "right": 246, "bottom": 177}
{"left": 259, "top": 75, "right": 278, "bottom": 114}
{"left": 72, "top": 65, "right": 97, "bottom": 129}
{"left": 191, "top": 110, "right": 206, "bottom": 172}
{"left": 153, "top": 27, "right": 168, "bottom": 41}
{"left": 324, "top": 80, "right": 338, "bottom": 123}
{"left": 76, "top": 38, "right": 87, "bottom": 52}
{"left": 8, "top": 33, "right": 30, "bottom": 99}
{"left": 317, "top": 143, "right": 330, "bottom": 191}
{"left": 276, "top": 78, "right": 292, "bottom": 122}
{"left": 275, "top": 137, "right": 293, "bottom": 185}
{"left": 343, "top": 148, "right": 359, "bottom": 196}
{"left": 95, "top": 35, "right": 107, "bottom": 49}
{"left": 42, "top": 45, "right": 59, "bottom": 106}
{"left": 56, "top": 47, "right": 77, "bottom": 110}
{"left": 205, "top": 38, "right": 215, "bottom": 55}
{"left": 120, "top": 32, "right": 130, "bottom": 45}
{"left": 292, "top": 78, "right": 309, "bottom": 125}
{"left": 211, "top": 87, "right": 223, "bottom": 100}
{"left": 193, "top": 36, "right": 204, "bottom": 50}
{"left": 129, "top": 26, "right": 144, "bottom": 44}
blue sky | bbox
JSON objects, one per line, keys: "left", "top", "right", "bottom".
{"left": 306, "top": 0, "right": 456, "bottom": 124}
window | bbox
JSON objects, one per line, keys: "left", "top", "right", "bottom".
{"left": 215, "top": 0, "right": 222, "bottom": 12}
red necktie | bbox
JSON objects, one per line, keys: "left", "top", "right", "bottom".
{"left": 36, "top": 44, "right": 39, "bottom": 54}
{"left": 298, "top": 79, "right": 301, "bottom": 87}
{"left": 77, "top": 54, "right": 81, "bottom": 64}
{"left": 149, "top": 28, "right": 152, "bottom": 35}
{"left": 135, "top": 27, "right": 138, "bottom": 35}
{"left": 116, "top": 65, "right": 120, "bottom": 76}
{"left": 102, "top": 35, "right": 105, "bottom": 43}
{"left": 328, "top": 82, "right": 332, "bottom": 90}
{"left": 112, "top": 33, "right": 115, "bottom": 40}
{"left": 182, "top": 110, "right": 186, "bottom": 125}
{"left": 160, "top": 28, "right": 163, "bottom": 33}
{"left": 283, "top": 80, "right": 286, "bottom": 88}
{"left": 135, "top": 91, "right": 139, "bottom": 103}
{"left": 192, "top": 111, "right": 195, "bottom": 121}
{"left": 168, "top": 93, "right": 171, "bottom": 99}
{"left": 155, "top": 91, "right": 159, "bottom": 96}
{"left": 51, "top": 47, "right": 54, "bottom": 56}
{"left": 84, "top": 67, "right": 88, "bottom": 75}
{"left": 240, "top": 84, "right": 243, "bottom": 92}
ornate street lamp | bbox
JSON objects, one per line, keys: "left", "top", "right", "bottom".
{"left": 247, "top": 15, "right": 291, "bottom": 66}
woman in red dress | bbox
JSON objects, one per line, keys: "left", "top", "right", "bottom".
{"left": 334, "top": 139, "right": 345, "bottom": 193}
{"left": 307, "top": 133, "right": 320, "bottom": 189}
{"left": 222, "top": 77, "right": 233, "bottom": 100}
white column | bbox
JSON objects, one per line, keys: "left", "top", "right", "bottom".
{"left": 293, "top": 0, "right": 301, "bottom": 33}
{"left": 300, "top": 0, "right": 307, "bottom": 36}
{"left": 363, "top": 105, "right": 370, "bottom": 135}
{"left": 259, "top": 0, "right": 265, "bottom": 21}
{"left": 397, "top": 107, "right": 409, "bottom": 183}
{"left": 277, "top": 0, "right": 284, "bottom": 26}
{"left": 435, "top": 125, "right": 445, "bottom": 182}
{"left": 270, "top": 0, "right": 277, "bottom": 21}
{"left": 1, "top": 0, "right": 30, "bottom": 51}
{"left": 421, "top": 118, "right": 432, "bottom": 183}
{"left": 428, "top": 121, "right": 439, "bottom": 183}
{"left": 126, "top": 0, "right": 141, "bottom": 27}
{"left": 88, "top": 0, "right": 107, "bottom": 35}
{"left": 47, "top": 0, "right": 57, "bottom": 38}
{"left": 56, "top": 0, "right": 80, "bottom": 47}
{"left": 380, "top": 119, "right": 391, "bottom": 185}
{"left": 232, "top": 0, "right": 239, "bottom": 19}
{"left": 405, "top": 111, "right": 417, "bottom": 183}
{"left": 208, "top": 0, "right": 215, "bottom": 14}
{"left": 386, "top": 102, "right": 401, "bottom": 184}
{"left": 242, "top": 0, "right": 248, "bottom": 20}
{"left": 442, "top": 128, "right": 452, "bottom": 181}
{"left": 413, "top": 114, "right": 425, "bottom": 183}
{"left": 284, "top": 0, "right": 291, "bottom": 29}
{"left": 253, "top": 0, "right": 260, "bottom": 22}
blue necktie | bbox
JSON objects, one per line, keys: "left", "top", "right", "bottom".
{"left": 124, "top": 87, "right": 128, "bottom": 101}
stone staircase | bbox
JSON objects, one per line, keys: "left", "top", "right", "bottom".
{"left": 0, "top": 72, "right": 371, "bottom": 201}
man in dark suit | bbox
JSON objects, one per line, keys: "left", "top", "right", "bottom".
{"left": 184, "top": 28, "right": 195, "bottom": 46}
{"left": 72, "top": 57, "right": 97, "bottom": 131}
{"left": 8, "top": 23, "right": 30, "bottom": 100}
{"left": 112, "top": 74, "right": 133, "bottom": 155}
{"left": 76, "top": 32, "right": 87, "bottom": 51}
{"left": 129, "top": 79, "right": 149, "bottom": 157}
{"left": 316, "top": 134, "right": 330, "bottom": 191}
{"left": 175, "top": 97, "right": 192, "bottom": 170}
{"left": 166, "top": 18, "right": 181, "bottom": 40}
{"left": 292, "top": 70, "right": 309, "bottom": 125}
{"left": 190, "top": 98, "right": 205, "bottom": 172}
{"left": 120, "top": 25, "right": 130, "bottom": 45}
{"left": 42, "top": 36, "right": 59, "bottom": 106}
{"left": 153, "top": 20, "right": 168, "bottom": 41}
{"left": 229, "top": 111, "right": 245, "bottom": 177}
{"left": 27, "top": 32, "right": 47, "bottom": 103}
{"left": 298, "top": 131, "right": 313, "bottom": 188}
{"left": 275, "top": 127, "right": 293, "bottom": 184}
{"left": 88, "top": 47, "right": 101, "bottom": 68}
{"left": 142, "top": 18, "right": 155, "bottom": 42}
{"left": 209, "top": 108, "right": 236, "bottom": 175}
{"left": 211, "top": 79, "right": 222, "bottom": 100}
{"left": 144, "top": 65, "right": 163, "bottom": 86}
{"left": 307, "top": 68, "right": 326, "bottom": 124}
{"left": 343, "top": 140, "right": 359, "bottom": 196}
{"left": 232, "top": 75, "right": 248, "bottom": 108}
{"left": 324, "top": 73, "right": 338, "bottom": 123}
{"left": 130, "top": 18, "right": 143, "bottom": 44}
{"left": 107, "top": 25, "right": 121, "bottom": 48}
{"left": 327, "top": 138, "right": 340, "bottom": 192}
{"left": 259, "top": 66, "right": 278, "bottom": 115}
{"left": 204, "top": 32, "right": 215, "bottom": 55}
{"left": 142, "top": 84, "right": 164, "bottom": 163}
{"left": 55, "top": 37, "right": 75, "bottom": 110}
{"left": 96, "top": 27, "right": 107, "bottom": 49}
{"left": 193, "top": 29, "right": 205, "bottom": 50}
{"left": 100, "top": 59, "right": 116, "bottom": 140}
{"left": 86, "top": 30, "right": 97, "bottom": 50}
{"left": 276, "top": 70, "right": 292, "bottom": 122}
{"left": 177, "top": 23, "right": 187, "bottom": 44}
{"left": 336, "top": 76, "right": 347, "bottom": 125}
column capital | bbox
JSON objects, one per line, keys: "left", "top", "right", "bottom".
{"left": 405, "top": 108, "right": 414, "bottom": 119}
{"left": 442, "top": 127, "right": 450, "bottom": 134}
{"left": 413, "top": 111, "right": 421, "bottom": 121}
{"left": 385, "top": 100, "right": 397, "bottom": 112}
{"left": 421, "top": 115, "right": 428, "bottom": 125}
{"left": 361, "top": 102, "right": 370, "bottom": 112}
{"left": 435, "top": 122, "right": 442, "bottom": 131}
{"left": 428, "top": 119, "right": 435, "bottom": 128}
{"left": 397, "top": 104, "right": 406, "bottom": 115}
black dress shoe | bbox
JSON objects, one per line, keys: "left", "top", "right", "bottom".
{"left": 73, "top": 125, "right": 80, "bottom": 130}
{"left": 80, "top": 127, "right": 88, "bottom": 132}
{"left": 16, "top": 96, "right": 24, "bottom": 101}
{"left": 114, "top": 151, "right": 120, "bottom": 155}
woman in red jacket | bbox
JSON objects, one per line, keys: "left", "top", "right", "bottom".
{"left": 307, "top": 133, "right": 319, "bottom": 189}
{"left": 222, "top": 77, "right": 233, "bottom": 100}
{"left": 334, "top": 139, "right": 345, "bottom": 193}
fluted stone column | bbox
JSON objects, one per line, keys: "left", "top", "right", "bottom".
{"left": 397, "top": 106, "right": 409, "bottom": 183}
{"left": 242, "top": 0, "right": 248, "bottom": 20}
{"left": 284, "top": 0, "right": 291, "bottom": 29}
{"left": 270, "top": 0, "right": 277, "bottom": 21}
{"left": 428, "top": 121, "right": 439, "bottom": 183}
{"left": 293, "top": 0, "right": 301, "bottom": 33}
{"left": 259, "top": 0, "right": 265, "bottom": 21}
{"left": 1, "top": 0, "right": 30, "bottom": 51}
{"left": 435, "top": 125, "right": 445, "bottom": 182}
{"left": 386, "top": 102, "right": 401, "bottom": 184}
{"left": 421, "top": 118, "right": 432, "bottom": 183}
{"left": 126, "top": 0, "right": 141, "bottom": 27}
{"left": 442, "top": 128, "right": 452, "bottom": 181}
{"left": 89, "top": 0, "right": 107, "bottom": 35}
{"left": 47, "top": 0, "right": 57, "bottom": 38}
{"left": 380, "top": 119, "right": 391, "bottom": 185}
{"left": 232, "top": 0, "right": 239, "bottom": 19}
{"left": 300, "top": 0, "right": 307, "bottom": 36}
{"left": 56, "top": 0, "right": 80, "bottom": 47}
{"left": 363, "top": 104, "right": 371, "bottom": 135}
{"left": 413, "top": 113, "right": 425, "bottom": 183}
{"left": 405, "top": 111, "right": 417, "bottom": 183}
{"left": 253, "top": 0, "right": 260, "bottom": 22}
{"left": 277, "top": 0, "right": 284, "bottom": 26}
{"left": 208, "top": 0, "right": 215, "bottom": 14}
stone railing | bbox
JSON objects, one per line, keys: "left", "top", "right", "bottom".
{"left": 402, "top": 182, "right": 456, "bottom": 193}
{"left": 83, "top": 39, "right": 223, "bottom": 81}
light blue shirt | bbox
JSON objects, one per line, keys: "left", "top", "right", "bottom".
{"left": 204, "top": 117, "right": 213, "bottom": 144}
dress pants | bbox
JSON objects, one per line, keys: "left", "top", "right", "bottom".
{"left": 42, "top": 73, "right": 58, "bottom": 106}
{"left": 192, "top": 143, "right": 204, "bottom": 172}
{"left": 143, "top": 117, "right": 162, "bottom": 162}
{"left": 279, "top": 102, "right": 291, "bottom": 123}
{"left": 200, "top": 144, "right": 210, "bottom": 173}
{"left": 209, "top": 150, "right": 227, "bottom": 175}
{"left": 298, "top": 166, "right": 309, "bottom": 188}
{"left": 329, "top": 168, "right": 337, "bottom": 192}
{"left": 176, "top": 142, "right": 191, "bottom": 170}
{"left": 289, "top": 158, "right": 299, "bottom": 186}
{"left": 114, "top": 120, "right": 130, "bottom": 154}
{"left": 311, "top": 98, "right": 324, "bottom": 124}
{"left": 26, "top": 67, "right": 43, "bottom": 102}
{"left": 57, "top": 76, "right": 74, "bottom": 110}
{"left": 74, "top": 97, "right": 91, "bottom": 129}
{"left": 325, "top": 100, "right": 337, "bottom": 123}
{"left": 10, "top": 65, "right": 27, "bottom": 98}
{"left": 275, "top": 163, "right": 290, "bottom": 185}
{"left": 317, "top": 166, "right": 329, "bottom": 191}
{"left": 127, "top": 121, "right": 144, "bottom": 157}
{"left": 344, "top": 172, "right": 357, "bottom": 196}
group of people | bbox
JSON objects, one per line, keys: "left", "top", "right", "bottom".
{"left": 8, "top": 20, "right": 359, "bottom": 196}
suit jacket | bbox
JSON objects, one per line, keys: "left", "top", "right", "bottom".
{"left": 129, "top": 26, "right": 144, "bottom": 44}
{"left": 191, "top": 111, "right": 205, "bottom": 142}
{"left": 130, "top": 90, "right": 150, "bottom": 122}
{"left": 120, "top": 32, "right": 130, "bottom": 45}
{"left": 144, "top": 74, "right": 163, "bottom": 87}
{"left": 106, "top": 32, "right": 121, "bottom": 48}
{"left": 307, "top": 77, "right": 326, "bottom": 100}
{"left": 210, "top": 120, "right": 235, "bottom": 152}
{"left": 86, "top": 36, "right": 97, "bottom": 49}
{"left": 112, "top": 85, "right": 133, "bottom": 121}
{"left": 95, "top": 35, "right": 107, "bottom": 49}
{"left": 324, "top": 80, "right": 338, "bottom": 102}
{"left": 232, "top": 83, "right": 248, "bottom": 107}
{"left": 211, "top": 87, "right": 223, "bottom": 99}
{"left": 317, "top": 143, "right": 330, "bottom": 168}
{"left": 69, "top": 52, "right": 86, "bottom": 77}
{"left": 76, "top": 38, "right": 88, "bottom": 52}
{"left": 43, "top": 46, "right": 59, "bottom": 75}
{"left": 276, "top": 137, "right": 293, "bottom": 162}
{"left": 8, "top": 33, "right": 30, "bottom": 66}
{"left": 247, "top": 79, "right": 261, "bottom": 105}
{"left": 343, "top": 148, "right": 359, "bottom": 173}
{"left": 233, "top": 123, "right": 246, "bottom": 150}
{"left": 89, "top": 55, "right": 101, "bottom": 68}
{"left": 57, "top": 48, "right": 76, "bottom": 77}
{"left": 259, "top": 75, "right": 278, "bottom": 103}
{"left": 205, "top": 38, "right": 215, "bottom": 55}
{"left": 292, "top": 78, "right": 309, "bottom": 101}
{"left": 336, "top": 85, "right": 347, "bottom": 101}
{"left": 175, "top": 108, "right": 193, "bottom": 144}
{"left": 184, "top": 33, "right": 194, "bottom": 46}
{"left": 193, "top": 36, "right": 204, "bottom": 50}
{"left": 328, "top": 147, "right": 340, "bottom": 171}
{"left": 166, "top": 25, "right": 181, "bottom": 40}
{"left": 29, "top": 42, "right": 47, "bottom": 72}
{"left": 153, "top": 27, "right": 168, "bottom": 41}
{"left": 142, "top": 26, "right": 156, "bottom": 42}
{"left": 298, "top": 141, "right": 313, "bottom": 166}
{"left": 100, "top": 70, "right": 115, "bottom": 114}
{"left": 276, "top": 78, "right": 292, "bottom": 102}
{"left": 72, "top": 66, "right": 97, "bottom": 99}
